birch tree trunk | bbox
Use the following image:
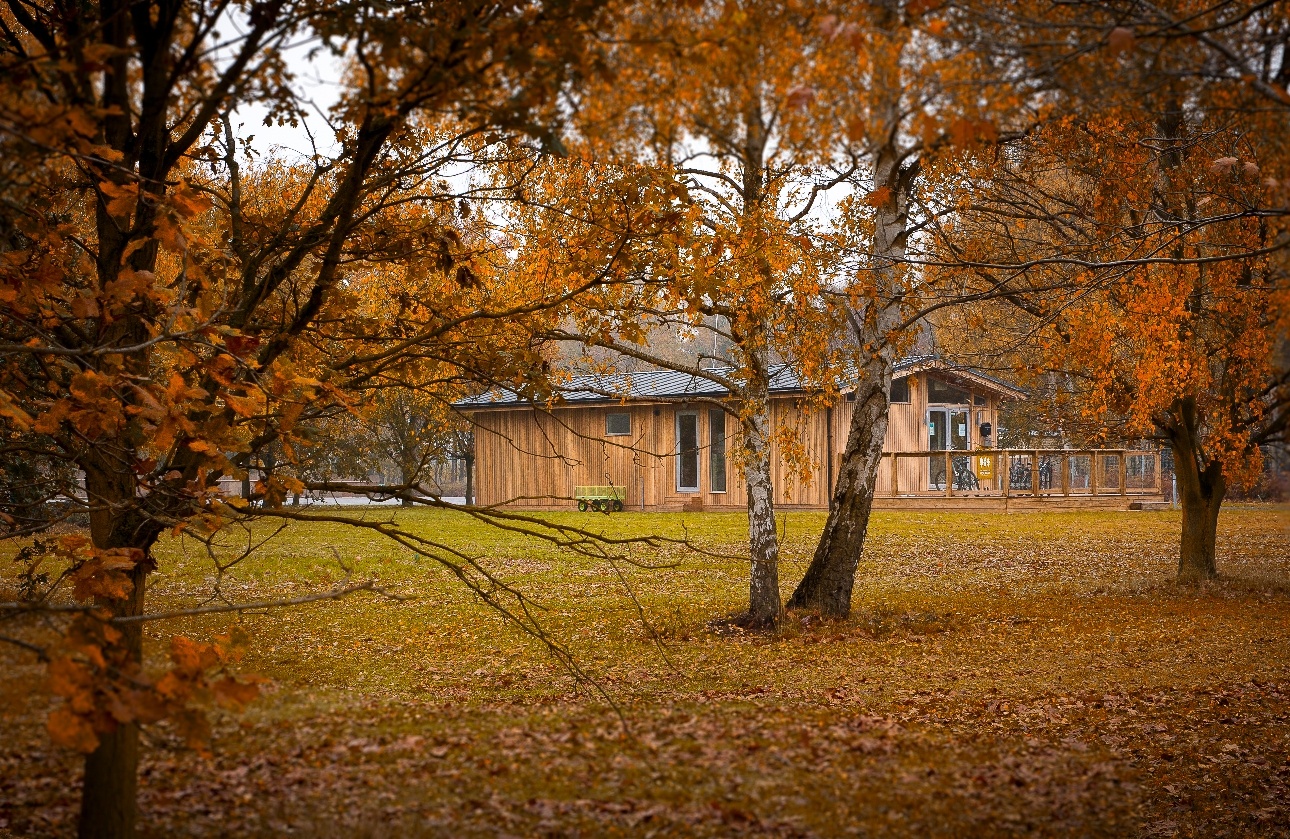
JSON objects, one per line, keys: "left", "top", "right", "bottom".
{"left": 787, "top": 138, "right": 913, "bottom": 618}
{"left": 786, "top": 352, "right": 893, "bottom": 616}
{"left": 739, "top": 364, "right": 782, "bottom": 627}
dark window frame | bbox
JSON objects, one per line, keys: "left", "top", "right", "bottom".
{"left": 605, "top": 411, "right": 631, "bottom": 436}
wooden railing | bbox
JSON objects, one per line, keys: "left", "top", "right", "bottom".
{"left": 878, "top": 449, "right": 1163, "bottom": 499}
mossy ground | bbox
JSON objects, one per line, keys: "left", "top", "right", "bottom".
{"left": 3, "top": 506, "right": 1289, "bottom": 837}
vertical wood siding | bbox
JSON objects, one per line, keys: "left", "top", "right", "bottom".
{"left": 471, "top": 372, "right": 1006, "bottom": 509}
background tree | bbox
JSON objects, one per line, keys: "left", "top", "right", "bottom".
{"left": 0, "top": 2, "right": 610, "bottom": 836}
{"left": 786, "top": 0, "right": 1031, "bottom": 617}
{"left": 925, "top": 0, "right": 1290, "bottom": 581}
{"left": 521, "top": 0, "right": 862, "bottom": 628}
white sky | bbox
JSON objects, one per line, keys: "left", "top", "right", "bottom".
{"left": 218, "top": 16, "right": 347, "bottom": 161}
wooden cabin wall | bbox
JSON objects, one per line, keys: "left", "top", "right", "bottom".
{"left": 472, "top": 371, "right": 1006, "bottom": 509}
{"left": 473, "top": 400, "right": 835, "bottom": 510}
{"left": 474, "top": 404, "right": 668, "bottom": 508}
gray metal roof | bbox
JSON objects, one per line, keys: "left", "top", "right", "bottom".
{"left": 459, "top": 355, "right": 1022, "bottom": 409}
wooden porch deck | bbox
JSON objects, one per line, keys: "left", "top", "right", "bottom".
{"left": 866, "top": 448, "right": 1165, "bottom": 511}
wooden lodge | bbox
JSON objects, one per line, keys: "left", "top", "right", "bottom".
{"left": 464, "top": 357, "right": 1166, "bottom": 512}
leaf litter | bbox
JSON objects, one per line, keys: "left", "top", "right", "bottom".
{"left": 2, "top": 506, "right": 1288, "bottom": 837}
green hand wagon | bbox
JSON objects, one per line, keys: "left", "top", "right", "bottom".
{"left": 575, "top": 485, "right": 626, "bottom": 512}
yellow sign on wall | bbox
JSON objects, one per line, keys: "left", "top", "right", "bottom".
{"left": 976, "top": 455, "right": 994, "bottom": 481}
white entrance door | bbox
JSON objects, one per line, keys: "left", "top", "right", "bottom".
{"left": 928, "top": 408, "right": 970, "bottom": 489}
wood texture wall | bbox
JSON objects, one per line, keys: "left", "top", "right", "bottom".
{"left": 471, "top": 372, "right": 1002, "bottom": 510}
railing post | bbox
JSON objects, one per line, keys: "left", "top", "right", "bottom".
{"left": 1061, "top": 452, "right": 1070, "bottom": 496}
{"left": 945, "top": 451, "right": 952, "bottom": 498}
{"left": 891, "top": 453, "right": 899, "bottom": 497}
{"left": 1003, "top": 450, "right": 1010, "bottom": 499}
{"left": 1120, "top": 451, "right": 1127, "bottom": 496}
{"left": 1091, "top": 451, "right": 1098, "bottom": 496}
{"left": 1031, "top": 450, "right": 1040, "bottom": 498}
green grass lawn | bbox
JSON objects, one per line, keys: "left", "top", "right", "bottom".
{"left": 3, "top": 506, "right": 1289, "bottom": 837}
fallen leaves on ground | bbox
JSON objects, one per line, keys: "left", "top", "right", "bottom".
{"left": 2, "top": 507, "right": 1288, "bottom": 837}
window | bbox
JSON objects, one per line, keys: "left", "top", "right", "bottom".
{"left": 676, "top": 412, "right": 699, "bottom": 492}
{"left": 973, "top": 392, "right": 988, "bottom": 407}
{"left": 709, "top": 409, "right": 727, "bottom": 492}
{"left": 927, "top": 376, "right": 970, "bottom": 404}
{"left": 890, "top": 376, "right": 911, "bottom": 403}
{"left": 605, "top": 412, "right": 631, "bottom": 436}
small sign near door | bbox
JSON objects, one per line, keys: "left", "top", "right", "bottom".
{"left": 976, "top": 455, "right": 994, "bottom": 480}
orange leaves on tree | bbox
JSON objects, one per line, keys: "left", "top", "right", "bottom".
{"left": 48, "top": 623, "right": 260, "bottom": 756}
{"left": 70, "top": 547, "right": 144, "bottom": 601}
{"left": 786, "top": 85, "right": 816, "bottom": 111}
{"left": 98, "top": 180, "right": 138, "bottom": 219}
{"left": 1107, "top": 27, "right": 1136, "bottom": 57}
{"left": 865, "top": 186, "right": 893, "bottom": 208}
{"left": 949, "top": 117, "right": 998, "bottom": 147}
{"left": 224, "top": 335, "right": 262, "bottom": 357}
{"left": 47, "top": 707, "right": 101, "bottom": 753}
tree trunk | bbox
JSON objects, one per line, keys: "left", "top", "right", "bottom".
{"left": 787, "top": 112, "right": 913, "bottom": 618}
{"left": 78, "top": 463, "right": 153, "bottom": 839}
{"left": 464, "top": 452, "right": 474, "bottom": 506}
{"left": 79, "top": 666, "right": 140, "bottom": 839}
{"left": 738, "top": 373, "right": 782, "bottom": 628}
{"left": 787, "top": 359, "right": 893, "bottom": 617}
{"left": 399, "top": 460, "right": 417, "bottom": 507}
{"left": 1170, "top": 401, "right": 1225, "bottom": 582}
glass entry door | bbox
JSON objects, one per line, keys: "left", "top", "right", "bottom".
{"left": 928, "top": 408, "right": 970, "bottom": 489}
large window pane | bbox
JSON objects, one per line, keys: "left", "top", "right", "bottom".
{"left": 927, "top": 377, "right": 970, "bottom": 404}
{"left": 709, "top": 409, "right": 727, "bottom": 492}
{"left": 677, "top": 412, "right": 699, "bottom": 491}
{"left": 950, "top": 410, "right": 969, "bottom": 450}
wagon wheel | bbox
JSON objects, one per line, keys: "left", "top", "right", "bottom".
{"left": 612, "top": 499, "right": 624, "bottom": 513}
{"left": 577, "top": 500, "right": 588, "bottom": 512}
{"left": 589, "top": 499, "right": 602, "bottom": 512}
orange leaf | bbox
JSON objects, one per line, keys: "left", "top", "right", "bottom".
{"left": 865, "top": 186, "right": 892, "bottom": 208}
{"left": 1108, "top": 27, "right": 1135, "bottom": 56}
{"left": 212, "top": 676, "right": 261, "bottom": 710}
{"left": 48, "top": 707, "right": 100, "bottom": 753}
